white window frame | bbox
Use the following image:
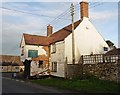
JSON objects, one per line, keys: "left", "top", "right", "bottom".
{"left": 51, "top": 62, "right": 57, "bottom": 72}
{"left": 51, "top": 44, "right": 56, "bottom": 53}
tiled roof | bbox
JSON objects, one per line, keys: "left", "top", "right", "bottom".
{"left": 23, "top": 34, "right": 49, "bottom": 46}
{"left": 49, "top": 20, "right": 81, "bottom": 44}
{"left": 0, "top": 55, "right": 23, "bottom": 66}
{"left": 23, "top": 20, "right": 81, "bottom": 46}
{"left": 105, "top": 48, "right": 120, "bottom": 55}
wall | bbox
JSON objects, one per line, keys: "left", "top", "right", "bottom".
{"left": 20, "top": 36, "right": 26, "bottom": 61}
{"left": 82, "top": 55, "right": 120, "bottom": 82}
{"left": 66, "top": 64, "right": 82, "bottom": 79}
{"left": 27, "top": 46, "right": 49, "bottom": 76}
{"left": 0, "top": 66, "right": 24, "bottom": 72}
{"left": 65, "top": 17, "right": 109, "bottom": 64}
{"left": 0, "top": 66, "right": 7, "bottom": 72}
{"left": 50, "top": 41, "right": 65, "bottom": 77}
{"left": 30, "top": 60, "right": 49, "bottom": 76}
{"left": 20, "top": 36, "right": 49, "bottom": 77}
{"left": 64, "top": 54, "right": 119, "bottom": 82}
{"left": 20, "top": 36, "right": 49, "bottom": 62}
{"left": 23, "top": 45, "right": 48, "bottom": 61}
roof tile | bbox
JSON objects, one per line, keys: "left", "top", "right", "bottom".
{"left": 23, "top": 20, "right": 81, "bottom": 45}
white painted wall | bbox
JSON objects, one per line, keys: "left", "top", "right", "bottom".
{"left": 20, "top": 36, "right": 47, "bottom": 62}
{"left": 20, "top": 36, "right": 48, "bottom": 76}
{"left": 30, "top": 61, "right": 48, "bottom": 76}
{"left": 20, "top": 36, "right": 27, "bottom": 62}
{"left": 65, "top": 17, "right": 110, "bottom": 64}
{"left": 25, "top": 45, "right": 47, "bottom": 58}
{"left": 50, "top": 41, "right": 65, "bottom": 77}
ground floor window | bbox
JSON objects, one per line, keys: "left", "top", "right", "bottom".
{"left": 16, "top": 67, "right": 19, "bottom": 69}
{"left": 38, "top": 61, "right": 43, "bottom": 68}
{"left": 16, "top": 67, "right": 19, "bottom": 72}
{"left": 51, "top": 62, "right": 57, "bottom": 72}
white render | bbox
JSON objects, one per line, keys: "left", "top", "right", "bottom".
{"left": 50, "top": 17, "right": 110, "bottom": 77}
{"left": 20, "top": 36, "right": 47, "bottom": 62}
{"left": 20, "top": 36, "right": 48, "bottom": 76}
{"left": 65, "top": 17, "right": 110, "bottom": 64}
{"left": 30, "top": 61, "right": 48, "bottom": 76}
{"left": 50, "top": 41, "right": 65, "bottom": 77}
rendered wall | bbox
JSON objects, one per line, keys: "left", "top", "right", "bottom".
{"left": 50, "top": 41, "right": 65, "bottom": 77}
{"left": 20, "top": 36, "right": 49, "bottom": 76}
{"left": 65, "top": 17, "right": 109, "bottom": 64}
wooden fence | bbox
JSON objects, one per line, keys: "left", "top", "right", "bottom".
{"left": 83, "top": 54, "right": 120, "bottom": 64}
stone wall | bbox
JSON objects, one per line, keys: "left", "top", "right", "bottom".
{"left": 83, "top": 60, "right": 120, "bottom": 82}
{"left": 66, "top": 64, "right": 82, "bottom": 79}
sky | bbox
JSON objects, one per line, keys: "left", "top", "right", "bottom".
{"left": 0, "top": 0, "right": 119, "bottom": 56}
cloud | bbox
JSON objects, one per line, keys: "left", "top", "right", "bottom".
{"left": 1, "top": 2, "right": 71, "bottom": 55}
{"left": 2, "top": 2, "right": 67, "bottom": 18}
{"left": 90, "top": 9, "right": 118, "bottom": 21}
{"left": 1, "top": 2, "right": 118, "bottom": 55}
{"left": 3, "top": 2, "right": 31, "bottom": 10}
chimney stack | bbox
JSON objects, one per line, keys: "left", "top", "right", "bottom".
{"left": 47, "top": 24, "right": 53, "bottom": 36}
{"left": 80, "top": 0, "right": 89, "bottom": 19}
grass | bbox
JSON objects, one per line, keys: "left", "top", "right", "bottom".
{"left": 31, "top": 77, "right": 120, "bottom": 93}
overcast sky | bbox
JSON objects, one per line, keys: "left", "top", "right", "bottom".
{"left": 1, "top": 0, "right": 119, "bottom": 56}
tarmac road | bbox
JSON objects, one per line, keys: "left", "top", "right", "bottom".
{"left": 2, "top": 77, "right": 83, "bottom": 95}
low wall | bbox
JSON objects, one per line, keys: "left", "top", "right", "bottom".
{"left": 83, "top": 60, "right": 120, "bottom": 82}
{"left": 66, "top": 64, "right": 82, "bottom": 79}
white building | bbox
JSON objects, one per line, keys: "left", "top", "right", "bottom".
{"left": 20, "top": 0, "right": 110, "bottom": 78}
{"left": 49, "top": 1, "right": 110, "bottom": 78}
{"left": 20, "top": 25, "right": 53, "bottom": 78}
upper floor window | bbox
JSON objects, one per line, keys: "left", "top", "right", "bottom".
{"left": 104, "top": 47, "right": 108, "bottom": 51}
{"left": 21, "top": 46, "right": 24, "bottom": 56}
{"left": 51, "top": 44, "right": 56, "bottom": 53}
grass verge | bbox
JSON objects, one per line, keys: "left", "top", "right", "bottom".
{"left": 31, "top": 77, "right": 120, "bottom": 93}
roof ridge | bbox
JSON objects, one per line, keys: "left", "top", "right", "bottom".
{"left": 23, "top": 33, "right": 47, "bottom": 38}
{"left": 49, "top": 20, "right": 81, "bottom": 37}
{"left": 22, "top": 19, "right": 82, "bottom": 46}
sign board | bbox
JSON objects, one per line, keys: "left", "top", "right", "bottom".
{"left": 28, "top": 50, "right": 38, "bottom": 58}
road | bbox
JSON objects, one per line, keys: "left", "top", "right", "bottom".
{"left": 2, "top": 77, "right": 82, "bottom": 94}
